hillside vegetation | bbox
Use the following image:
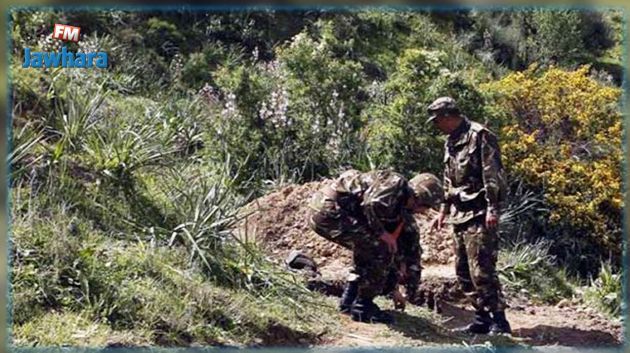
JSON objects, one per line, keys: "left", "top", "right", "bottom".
{"left": 9, "top": 9, "right": 623, "bottom": 347}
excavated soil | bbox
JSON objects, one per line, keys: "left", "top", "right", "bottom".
{"left": 238, "top": 180, "right": 454, "bottom": 276}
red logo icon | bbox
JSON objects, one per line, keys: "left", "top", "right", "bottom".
{"left": 52, "top": 24, "right": 81, "bottom": 42}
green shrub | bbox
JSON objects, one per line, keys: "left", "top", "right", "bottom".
{"left": 145, "top": 18, "right": 185, "bottom": 57}
{"left": 10, "top": 10, "right": 56, "bottom": 53}
{"left": 531, "top": 10, "right": 585, "bottom": 64}
{"left": 584, "top": 262, "right": 622, "bottom": 317}
{"left": 201, "top": 26, "right": 371, "bottom": 187}
{"left": 181, "top": 52, "right": 214, "bottom": 90}
{"left": 498, "top": 240, "right": 574, "bottom": 304}
{"left": 462, "top": 10, "right": 619, "bottom": 70}
{"left": 276, "top": 28, "right": 367, "bottom": 176}
{"left": 364, "top": 48, "right": 487, "bottom": 176}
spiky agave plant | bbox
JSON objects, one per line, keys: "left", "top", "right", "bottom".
{"left": 157, "top": 159, "right": 321, "bottom": 305}
{"left": 498, "top": 238, "right": 575, "bottom": 303}
{"left": 498, "top": 179, "right": 547, "bottom": 243}
{"left": 585, "top": 261, "right": 622, "bottom": 317}
{"left": 43, "top": 79, "right": 108, "bottom": 162}
{"left": 8, "top": 121, "right": 45, "bottom": 182}
{"left": 82, "top": 113, "right": 185, "bottom": 184}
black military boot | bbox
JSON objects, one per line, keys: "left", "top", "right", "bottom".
{"left": 350, "top": 297, "right": 394, "bottom": 324}
{"left": 453, "top": 310, "right": 492, "bottom": 334}
{"left": 338, "top": 280, "right": 359, "bottom": 314}
{"left": 489, "top": 311, "right": 512, "bottom": 335}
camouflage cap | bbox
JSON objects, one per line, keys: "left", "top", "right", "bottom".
{"left": 408, "top": 173, "right": 443, "bottom": 207}
{"left": 426, "top": 96, "right": 460, "bottom": 123}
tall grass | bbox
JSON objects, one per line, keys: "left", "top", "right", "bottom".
{"left": 498, "top": 238, "right": 574, "bottom": 304}
{"left": 8, "top": 122, "right": 44, "bottom": 181}
{"left": 497, "top": 181, "right": 574, "bottom": 303}
{"left": 584, "top": 262, "right": 622, "bottom": 317}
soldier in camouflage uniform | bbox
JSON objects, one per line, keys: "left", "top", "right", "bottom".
{"left": 309, "top": 170, "right": 442, "bottom": 323}
{"left": 428, "top": 97, "right": 511, "bottom": 335}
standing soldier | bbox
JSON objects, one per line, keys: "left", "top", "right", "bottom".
{"left": 308, "top": 170, "right": 442, "bottom": 324}
{"left": 427, "top": 97, "right": 512, "bottom": 335}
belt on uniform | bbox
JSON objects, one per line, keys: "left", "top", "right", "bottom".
{"left": 452, "top": 197, "right": 487, "bottom": 212}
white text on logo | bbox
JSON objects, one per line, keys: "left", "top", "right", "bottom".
{"left": 53, "top": 24, "right": 81, "bottom": 42}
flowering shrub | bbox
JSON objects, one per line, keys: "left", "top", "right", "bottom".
{"left": 276, "top": 29, "right": 367, "bottom": 172}
{"left": 482, "top": 65, "right": 623, "bottom": 258}
{"left": 196, "top": 26, "right": 370, "bottom": 188}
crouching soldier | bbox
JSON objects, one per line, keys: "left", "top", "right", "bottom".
{"left": 308, "top": 170, "right": 442, "bottom": 323}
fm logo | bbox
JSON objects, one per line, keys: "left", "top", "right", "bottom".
{"left": 52, "top": 24, "right": 81, "bottom": 42}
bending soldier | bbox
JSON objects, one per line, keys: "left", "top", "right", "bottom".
{"left": 309, "top": 170, "right": 442, "bottom": 323}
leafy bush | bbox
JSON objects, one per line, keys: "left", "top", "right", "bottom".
{"left": 461, "top": 10, "right": 619, "bottom": 71}
{"left": 482, "top": 65, "right": 623, "bottom": 274}
{"left": 200, "top": 26, "right": 371, "bottom": 188}
{"left": 180, "top": 52, "right": 214, "bottom": 90}
{"left": 276, "top": 28, "right": 367, "bottom": 176}
{"left": 364, "top": 48, "right": 487, "bottom": 176}
{"left": 145, "top": 17, "right": 185, "bottom": 57}
{"left": 531, "top": 10, "right": 585, "bottom": 64}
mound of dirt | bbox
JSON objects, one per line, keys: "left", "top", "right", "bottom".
{"left": 237, "top": 181, "right": 455, "bottom": 280}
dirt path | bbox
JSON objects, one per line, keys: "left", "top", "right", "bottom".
{"left": 325, "top": 263, "right": 624, "bottom": 348}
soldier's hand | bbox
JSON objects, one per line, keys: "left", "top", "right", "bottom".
{"left": 379, "top": 232, "right": 398, "bottom": 253}
{"left": 486, "top": 211, "right": 498, "bottom": 230}
{"left": 397, "top": 263, "right": 408, "bottom": 282}
{"left": 392, "top": 286, "right": 406, "bottom": 311}
{"left": 430, "top": 212, "right": 447, "bottom": 232}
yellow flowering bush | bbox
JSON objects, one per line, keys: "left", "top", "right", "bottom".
{"left": 483, "top": 65, "right": 623, "bottom": 252}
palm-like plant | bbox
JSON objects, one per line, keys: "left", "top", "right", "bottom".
{"left": 8, "top": 122, "right": 44, "bottom": 181}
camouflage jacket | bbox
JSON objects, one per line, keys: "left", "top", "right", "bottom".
{"left": 440, "top": 118, "right": 507, "bottom": 224}
{"left": 321, "top": 169, "right": 414, "bottom": 237}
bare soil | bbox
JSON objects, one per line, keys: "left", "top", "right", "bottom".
{"left": 237, "top": 181, "right": 624, "bottom": 348}
{"left": 238, "top": 180, "right": 454, "bottom": 268}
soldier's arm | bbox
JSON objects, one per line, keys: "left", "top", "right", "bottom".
{"left": 439, "top": 152, "right": 452, "bottom": 216}
{"left": 398, "top": 220, "right": 421, "bottom": 298}
{"left": 480, "top": 130, "right": 504, "bottom": 214}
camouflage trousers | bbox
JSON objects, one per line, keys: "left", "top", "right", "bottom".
{"left": 310, "top": 204, "right": 401, "bottom": 299}
{"left": 452, "top": 216, "right": 506, "bottom": 312}
{"left": 389, "top": 215, "right": 422, "bottom": 298}
{"left": 309, "top": 200, "right": 422, "bottom": 299}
